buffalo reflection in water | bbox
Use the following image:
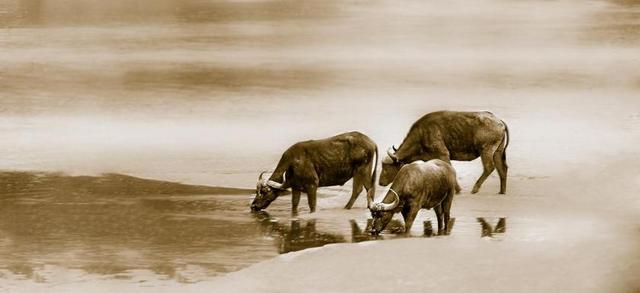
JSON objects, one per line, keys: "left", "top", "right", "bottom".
{"left": 349, "top": 219, "right": 406, "bottom": 242}
{"left": 477, "top": 217, "right": 507, "bottom": 238}
{"left": 252, "top": 213, "right": 508, "bottom": 255}
{"left": 251, "top": 213, "right": 408, "bottom": 253}
{"left": 252, "top": 212, "right": 346, "bottom": 254}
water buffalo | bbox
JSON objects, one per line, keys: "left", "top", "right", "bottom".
{"left": 251, "top": 131, "right": 378, "bottom": 213}
{"left": 380, "top": 111, "right": 509, "bottom": 194}
{"left": 369, "top": 159, "right": 457, "bottom": 235}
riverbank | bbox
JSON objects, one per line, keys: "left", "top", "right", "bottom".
{"left": 2, "top": 160, "right": 638, "bottom": 293}
{"left": 4, "top": 194, "right": 638, "bottom": 293}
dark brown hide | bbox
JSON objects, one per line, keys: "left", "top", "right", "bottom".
{"left": 252, "top": 131, "right": 378, "bottom": 213}
{"left": 371, "top": 159, "right": 457, "bottom": 235}
{"left": 380, "top": 111, "right": 509, "bottom": 194}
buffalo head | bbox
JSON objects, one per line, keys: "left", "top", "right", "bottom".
{"left": 251, "top": 172, "right": 285, "bottom": 211}
{"left": 379, "top": 146, "right": 403, "bottom": 186}
{"left": 369, "top": 188, "right": 400, "bottom": 235}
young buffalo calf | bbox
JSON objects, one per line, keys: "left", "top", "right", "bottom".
{"left": 370, "top": 159, "right": 457, "bottom": 235}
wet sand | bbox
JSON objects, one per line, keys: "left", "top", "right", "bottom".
{"left": 201, "top": 165, "right": 640, "bottom": 292}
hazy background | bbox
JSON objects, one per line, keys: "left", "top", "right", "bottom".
{"left": 2, "top": 0, "right": 639, "bottom": 188}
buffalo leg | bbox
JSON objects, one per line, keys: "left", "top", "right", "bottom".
{"left": 345, "top": 176, "right": 364, "bottom": 209}
{"left": 434, "top": 205, "right": 444, "bottom": 234}
{"left": 362, "top": 161, "right": 376, "bottom": 208}
{"left": 402, "top": 204, "right": 421, "bottom": 234}
{"left": 442, "top": 188, "right": 454, "bottom": 234}
{"left": 349, "top": 161, "right": 377, "bottom": 209}
{"left": 401, "top": 204, "right": 410, "bottom": 220}
{"left": 472, "top": 148, "right": 497, "bottom": 194}
{"left": 364, "top": 182, "right": 375, "bottom": 208}
{"left": 306, "top": 186, "right": 317, "bottom": 213}
{"left": 493, "top": 148, "right": 508, "bottom": 194}
{"left": 291, "top": 190, "right": 301, "bottom": 214}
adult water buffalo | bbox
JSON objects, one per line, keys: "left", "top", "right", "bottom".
{"left": 380, "top": 111, "right": 509, "bottom": 194}
{"left": 369, "top": 159, "right": 457, "bottom": 235}
{"left": 251, "top": 131, "right": 378, "bottom": 213}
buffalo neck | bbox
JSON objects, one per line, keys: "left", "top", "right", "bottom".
{"left": 395, "top": 137, "right": 423, "bottom": 163}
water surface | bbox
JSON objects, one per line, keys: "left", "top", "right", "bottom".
{"left": 0, "top": 174, "right": 516, "bottom": 284}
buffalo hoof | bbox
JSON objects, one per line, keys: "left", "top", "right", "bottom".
{"left": 471, "top": 188, "right": 480, "bottom": 194}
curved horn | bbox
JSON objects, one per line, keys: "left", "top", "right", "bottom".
{"left": 266, "top": 180, "right": 284, "bottom": 190}
{"left": 387, "top": 147, "right": 399, "bottom": 162}
{"left": 392, "top": 145, "right": 398, "bottom": 152}
{"left": 257, "top": 172, "right": 268, "bottom": 188}
{"left": 370, "top": 189, "right": 400, "bottom": 211}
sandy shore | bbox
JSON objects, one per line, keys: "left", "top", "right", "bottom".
{"left": 5, "top": 167, "right": 639, "bottom": 293}
{"left": 200, "top": 170, "right": 640, "bottom": 293}
{"left": 203, "top": 226, "right": 638, "bottom": 293}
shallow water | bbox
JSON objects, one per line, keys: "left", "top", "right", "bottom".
{"left": 0, "top": 189, "right": 517, "bottom": 284}
{"left": 0, "top": 170, "right": 627, "bottom": 286}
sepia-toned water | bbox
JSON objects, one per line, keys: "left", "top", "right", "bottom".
{"left": 1, "top": 0, "right": 639, "bottom": 290}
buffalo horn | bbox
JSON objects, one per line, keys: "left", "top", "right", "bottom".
{"left": 370, "top": 189, "right": 400, "bottom": 211}
{"left": 266, "top": 180, "right": 284, "bottom": 190}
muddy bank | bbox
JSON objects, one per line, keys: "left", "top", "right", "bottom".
{"left": 0, "top": 171, "right": 252, "bottom": 198}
